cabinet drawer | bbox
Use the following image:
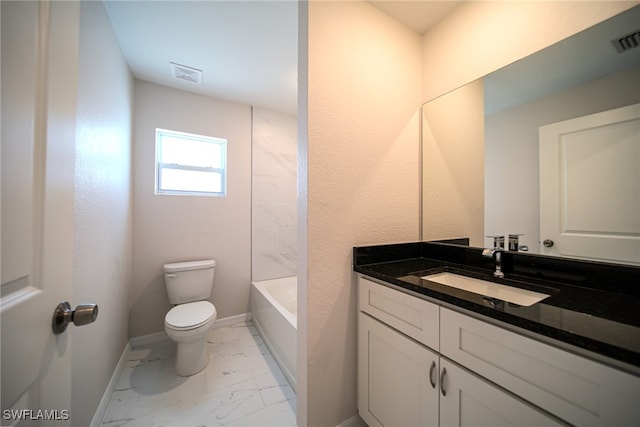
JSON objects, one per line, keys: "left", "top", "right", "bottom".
{"left": 441, "top": 307, "right": 640, "bottom": 426}
{"left": 359, "top": 276, "right": 439, "bottom": 351}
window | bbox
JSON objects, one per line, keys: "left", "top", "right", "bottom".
{"left": 155, "top": 128, "right": 227, "bottom": 196}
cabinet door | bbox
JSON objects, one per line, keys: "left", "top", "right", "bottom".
{"left": 358, "top": 313, "right": 439, "bottom": 427}
{"left": 439, "top": 359, "right": 565, "bottom": 427}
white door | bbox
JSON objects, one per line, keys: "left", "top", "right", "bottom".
{"left": 1, "top": 0, "right": 80, "bottom": 422}
{"left": 539, "top": 103, "right": 640, "bottom": 265}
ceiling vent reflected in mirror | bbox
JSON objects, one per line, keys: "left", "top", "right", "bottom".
{"left": 612, "top": 30, "right": 640, "bottom": 53}
{"left": 169, "top": 62, "right": 203, "bottom": 85}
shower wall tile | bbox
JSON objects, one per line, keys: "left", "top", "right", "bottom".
{"left": 254, "top": 202, "right": 297, "bottom": 228}
{"left": 253, "top": 149, "right": 296, "bottom": 177}
{"left": 252, "top": 253, "right": 297, "bottom": 283}
{"left": 278, "top": 228, "right": 297, "bottom": 256}
{"left": 252, "top": 108, "right": 297, "bottom": 282}
{"left": 253, "top": 176, "right": 279, "bottom": 202}
{"left": 252, "top": 228, "right": 279, "bottom": 254}
{"left": 278, "top": 178, "right": 297, "bottom": 203}
{"left": 252, "top": 114, "right": 278, "bottom": 151}
{"left": 277, "top": 128, "right": 297, "bottom": 155}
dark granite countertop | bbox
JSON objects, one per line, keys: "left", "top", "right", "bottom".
{"left": 354, "top": 242, "right": 640, "bottom": 371}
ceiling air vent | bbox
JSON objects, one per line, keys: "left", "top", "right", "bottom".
{"left": 169, "top": 62, "right": 203, "bottom": 85}
{"left": 611, "top": 30, "right": 640, "bottom": 53}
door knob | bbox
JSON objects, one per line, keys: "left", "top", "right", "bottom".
{"left": 52, "top": 301, "right": 98, "bottom": 334}
{"left": 543, "top": 239, "right": 555, "bottom": 248}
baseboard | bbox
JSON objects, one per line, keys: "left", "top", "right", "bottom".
{"left": 90, "top": 342, "right": 131, "bottom": 427}
{"left": 214, "top": 312, "right": 252, "bottom": 328}
{"left": 336, "top": 413, "right": 367, "bottom": 427}
{"left": 129, "top": 330, "right": 170, "bottom": 348}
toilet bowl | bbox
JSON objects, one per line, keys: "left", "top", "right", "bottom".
{"left": 163, "top": 259, "right": 217, "bottom": 376}
{"left": 165, "top": 300, "right": 217, "bottom": 376}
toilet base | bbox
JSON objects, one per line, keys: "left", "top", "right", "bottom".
{"left": 164, "top": 301, "right": 216, "bottom": 377}
{"left": 174, "top": 336, "right": 208, "bottom": 376}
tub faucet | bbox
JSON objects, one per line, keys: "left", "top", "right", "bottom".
{"left": 482, "top": 247, "right": 505, "bottom": 278}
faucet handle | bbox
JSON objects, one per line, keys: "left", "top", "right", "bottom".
{"left": 508, "top": 234, "right": 523, "bottom": 251}
{"left": 486, "top": 235, "right": 505, "bottom": 249}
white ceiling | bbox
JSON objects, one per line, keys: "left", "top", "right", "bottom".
{"left": 103, "top": 1, "right": 460, "bottom": 116}
{"left": 103, "top": 1, "right": 638, "bottom": 116}
{"left": 103, "top": 0, "right": 299, "bottom": 115}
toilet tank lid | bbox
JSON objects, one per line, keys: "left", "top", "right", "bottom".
{"left": 164, "top": 259, "right": 216, "bottom": 273}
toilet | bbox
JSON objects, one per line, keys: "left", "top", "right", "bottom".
{"left": 163, "top": 259, "right": 217, "bottom": 376}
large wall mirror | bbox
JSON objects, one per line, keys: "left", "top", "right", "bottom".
{"left": 422, "top": 6, "right": 640, "bottom": 266}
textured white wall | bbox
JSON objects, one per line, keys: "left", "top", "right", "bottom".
{"left": 303, "top": 2, "right": 422, "bottom": 425}
{"left": 73, "top": 1, "right": 133, "bottom": 425}
{"left": 251, "top": 108, "right": 298, "bottom": 281}
{"left": 420, "top": 1, "right": 637, "bottom": 247}
{"left": 131, "top": 81, "right": 252, "bottom": 338}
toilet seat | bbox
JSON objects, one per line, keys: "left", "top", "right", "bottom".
{"left": 165, "top": 301, "right": 216, "bottom": 331}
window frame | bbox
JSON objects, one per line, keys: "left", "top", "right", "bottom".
{"left": 155, "top": 128, "right": 227, "bottom": 197}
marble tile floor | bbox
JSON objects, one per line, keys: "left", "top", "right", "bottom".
{"left": 100, "top": 322, "right": 296, "bottom": 427}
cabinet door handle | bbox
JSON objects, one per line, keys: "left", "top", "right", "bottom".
{"left": 440, "top": 367, "right": 447, "bottom": 397}
{"left": 429, "top": 360, "right": 437, "bottom": 389}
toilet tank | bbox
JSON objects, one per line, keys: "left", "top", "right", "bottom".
{"left": 164, "top": 259, "right": 216, "bottom": 305}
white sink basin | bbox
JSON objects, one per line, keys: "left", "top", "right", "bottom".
{"left": 421, "top": 272, "right": 550, "bottom": 307}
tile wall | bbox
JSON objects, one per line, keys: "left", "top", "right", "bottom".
{"left": 251, "top": 108, "right": 298, "bottom": 281}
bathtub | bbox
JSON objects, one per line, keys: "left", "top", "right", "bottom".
{"left": 250, "top": 276, "right": 297, "bottom": 391}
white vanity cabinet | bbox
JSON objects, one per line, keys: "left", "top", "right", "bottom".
{"left": 358, "top": 312, "right": 558, "bottom": 427}
{"left": 357, "top": 276, "right": 640, "bottom": 427}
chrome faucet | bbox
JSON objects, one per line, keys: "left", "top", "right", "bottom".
{"left": 482, "top": 248, "right": 505, "bottom": 278}
{"left": 483, "top": 235, "right": 505, "bottom": 278}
